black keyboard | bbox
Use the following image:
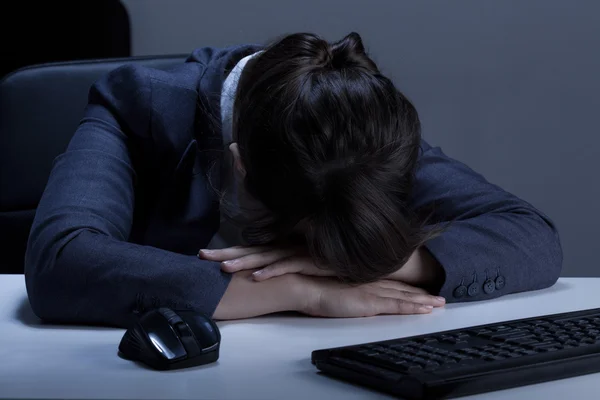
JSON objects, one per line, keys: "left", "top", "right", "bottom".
{"left": 311, "top": 308, "right": 600, "bottom": 399}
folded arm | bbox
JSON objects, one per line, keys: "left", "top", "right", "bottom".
{"left": 24, "top": 65, "right": 238, "bottom": 328}
{"left": 404, "top": 142, "right": 563, "bottom": 301}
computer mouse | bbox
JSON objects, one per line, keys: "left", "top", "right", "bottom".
{"left": 118, "top": 307, "right": 221, "bottom": 370}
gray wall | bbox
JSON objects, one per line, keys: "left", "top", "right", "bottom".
{"left": 121, "top": 0, "right": 600, "bottom": 277}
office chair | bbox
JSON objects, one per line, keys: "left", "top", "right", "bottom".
{"left": 0, "top": 55, "right": 187, "bottom": 274}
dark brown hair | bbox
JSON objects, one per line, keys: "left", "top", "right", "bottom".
{"left": 231, "top": 32, "right": 439, "bottom": 283}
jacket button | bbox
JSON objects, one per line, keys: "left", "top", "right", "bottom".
{"left": 483, "top": 280, "right": 496, "bottom": 294}
{"left": 453, "top": 285, "right": 467, "bottom": 298}
{"left": 467, "top": 282, "right": 479, "bottom": 297}
{"left": 495, "top": 275, "right": 506, "bottom": 290}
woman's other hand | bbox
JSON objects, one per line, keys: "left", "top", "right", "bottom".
{"left": 199, "top": 245, "right": 336, "bottom": 280}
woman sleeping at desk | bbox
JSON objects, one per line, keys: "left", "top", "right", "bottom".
{"left": 24, "top": 32, "right": 563, "bottom": 328}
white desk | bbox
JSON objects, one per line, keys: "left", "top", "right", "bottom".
{"left": 1, "top": 275, "right": 600, "bottom": 400}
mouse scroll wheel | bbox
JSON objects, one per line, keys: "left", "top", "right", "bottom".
{"left": 158, "top": 308, "right": 184, "bottom": 325}
{"left": 175, "top": 322, "right": 192, "bottom": 337}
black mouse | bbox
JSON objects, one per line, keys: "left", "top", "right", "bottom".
{"left": 118, "top": 307, "right": 221, "bottom": 370}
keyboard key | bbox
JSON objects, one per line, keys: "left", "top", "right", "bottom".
{"left": 528, "top": 320, "right": 546, "bottom": 325}
{"left": 496, "top": 343, "right": 514, "bottom": 349}
{"left": 357, "top": 349, "right": 380, "bottom": 357}
{"left": 388, "top": 343, "right": 409, "bottom": 351}
{"left": 507, "top": 337, "right": 539, "bottom": 346}
{"left": 504, "top": 345, "right": 523, "bottom": 352}
{"left": 519, "top": 350, "right": 538, "bottom": 356}
{"left": 535, "top": 346, "right": 560, "bottom": 352}
{"left": 490, "top": 330, "right": 529, "bottom": 339}
{"left": 482, "top": 356, "right": 503, "bottom": 361}
{"left": 374, "top": 354, "right": 398, "bottom": 363}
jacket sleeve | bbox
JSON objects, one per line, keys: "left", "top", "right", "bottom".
{"left": 24, "top": 64, "right": 231, "bottom": 328}
{"left": 412, "top": 141, "right": 563, "bottom": 303}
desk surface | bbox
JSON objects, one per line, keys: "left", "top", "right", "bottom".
{"left": 2, "top": 275, "right": 600, "bottom": 400}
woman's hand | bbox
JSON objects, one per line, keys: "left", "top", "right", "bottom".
{"left": 299, "top": 276, "right": 445, "bottom": 317}
{"left": 213, "top": 271, "right": 445, "bottom": 320}
{"left": 198, "top": 245, "right": 335, "bottom": 280}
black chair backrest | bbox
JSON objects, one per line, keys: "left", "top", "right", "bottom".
{"left": 0, "top": 55, "right": 187, "bottom": 273}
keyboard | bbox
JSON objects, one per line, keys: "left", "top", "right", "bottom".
{"left": 311, "top": 308, "right": 600, "bottom": 399}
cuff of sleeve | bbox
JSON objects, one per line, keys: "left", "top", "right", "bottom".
{"left": 170, "top": 257, "right": 233, "bottom": 317}
{"left": 423, "top": 225, "right": 480, "bottom": 303}
{"left": 131, "top": 255, "right": 233, "bottom": 321}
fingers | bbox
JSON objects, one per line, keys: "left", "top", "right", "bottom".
{"left": 364, "top": 281, "right": 445, "bottom": 310}
{"left": 374, "top": 280, "right": 429, "bottom": 295}
{"left": 198, "top": 246, "right": 274, "bottom": 261}
{"left": 374, "top": 296, "right": 434, "bottom": 315}
{"left": 253, "top": 257, "right": 336, "bottom": 281}
{"left": 220, "top": 248, "right": 297, "bottom": 273}
{"left": 377, "top": 287, "right": 445, "bottom": 308}
{"left": 252, "top": 261, "right": 303, "bottom": 281}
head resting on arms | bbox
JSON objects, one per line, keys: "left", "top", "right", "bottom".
{"left": 225, "top": 32, "right": 439, "bottom": 283}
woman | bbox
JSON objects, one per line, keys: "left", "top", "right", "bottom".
{"left": 24, "top": 32, "right": 562, "bottom": 328}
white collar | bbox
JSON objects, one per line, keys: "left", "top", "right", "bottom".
{"left": 220, "top": 52, "right": 261, "bottom": 144}
{"left": 206, "top": 52, "right": 263, "bottom": 249}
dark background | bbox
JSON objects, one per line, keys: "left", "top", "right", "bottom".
{"left": 1, "top": 1, "right": 130, "bottom": 77}
{"left": 2, "top": 0, "right": 599, "bottom": 277}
